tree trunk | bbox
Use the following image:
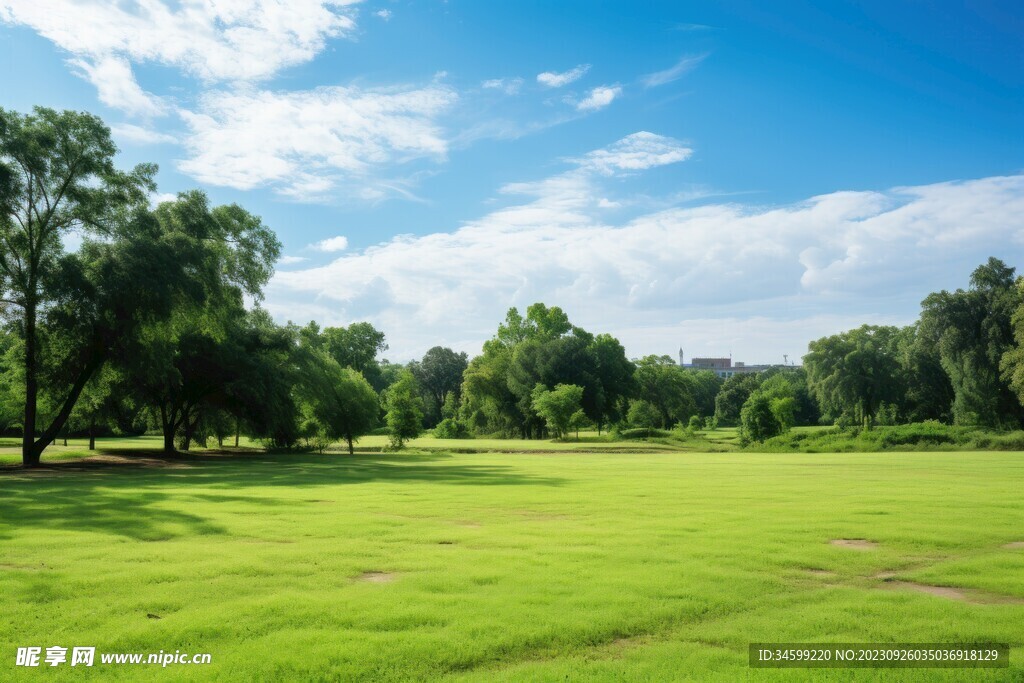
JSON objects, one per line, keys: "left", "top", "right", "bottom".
{"left": 22, "top": 295, "right": 39, "bottom": 467}
{"left": 234, "top": 417, "right": 240, "bottom": 448}
{"left": 26, "top": 353, "right": 104, "bottom": 464}
{"left": 88, "top": 417, "right": 96, "bottom": 451}
{"left": 181, "top": 408, "right": 201, "bottom": 452}
{"left": 160, "top": 405, "right": 177, "bottom": 453}
{"left": 347, "top": 434, "right": 354, "bottom": 456}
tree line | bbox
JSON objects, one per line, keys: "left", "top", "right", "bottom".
{"left": 4, "top": 107, "right": 1023, "bottom": 466}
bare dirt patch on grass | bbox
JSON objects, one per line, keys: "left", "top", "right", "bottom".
{"left": 802, "top": 568, "right": 836, "bottom": 576}
{"left": 830, "top": 539, "right": 879, "bottom": 550}
{"left": 355, "top": 571, "right": 397, "bottom": 584}
{"left": 876, "top": 577, "right": 1024, "bottom": 605}
{"left": 1001, "top": 541, "right": 1024, "bottom": 549}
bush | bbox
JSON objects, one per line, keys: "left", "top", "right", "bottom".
{"left": 433, "top": 418, "right": 469, "bottom": 439}
{"left": 619, "top": 427, "right": 671, "bottom": 440}
{"left": 750, "top": 422, "right": 1024, "bottom": 453}
{"left": 740, "top": 393, "right": 784, "bottom": 443}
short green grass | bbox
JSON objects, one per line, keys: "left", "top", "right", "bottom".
{"left": 2, "top": 449, "right": 1023, "bottom": 680}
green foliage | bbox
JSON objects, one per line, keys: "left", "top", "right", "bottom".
{"left": 123, "top": 209, "right": 281, "bottom": 454}
{"left": 753, "top": 422, "right": 1024, "bottom": 453}
{"left": 464, "top": 304, "right": 632, "bottom": 438}
{"left": 530, "top": 383, "right": 584, "bottom": 440}
{"left": 805, "top": 325, "right": 902, "bottom": 428}
{"left": 0, "top": 106, "right": 162, "bottom": 464}
{"left": 1000, "top": 277, "right": 1024, "bottom": 413}
{"left": 382, "top": 370, "right": 424, "bottom": 449}
{"left": 296, "top": 350, "right": 379, "bottom": 455}
{"left": 410, "top": 346, "right": 468, "bottom": 427}
{"left": 920, "top": 258, "right": 1023, "bottom": 427}
{"left": 626, "top": 399, "right": 661, "bottom": 431}
{"left": 633, "top": 356, "right": 696, "bottom": 428}
{"left": 739, "top": 392, "right": 783, "bottom": 443}
{"left": 302, "top": 321, "right": 390, "bottom": 392}
{"left": 714, "top": 373, "right": 762, "bottom": 426}
{"left": 432, "top": 418, "right": 469, "bottom": 439}
{"left": 687, "top": 415, "right": 702, "bottom": 433}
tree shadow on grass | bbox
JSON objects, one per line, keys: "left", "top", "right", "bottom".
{"left": 0, "top": 451, "right": 566, "bottom": 542}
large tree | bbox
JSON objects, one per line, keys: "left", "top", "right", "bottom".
{"left": 383, "top": 370, "right": 424, "bottom": 449}
{"left": 633, "top": 355, "right": 697, "bottom": 428}
{"left": 409, "top": 346, "right": 468, "bottom": 427}
{"left": 531, "top": 383, "right": 584, "bottom": 440}
{"left": 804, "top": 325, "right": 902, "bottom": 428}
{"left": 302, "top": 321, "right": 389, "bottom": 390}
{"left": 920, "top": 258, "right": 1023, "bottom": 427}
{"left": 295, "top": 349, "right": 378, "bottom": 455}
{"left": 1001, "top": 277, "right": 1024, "bottom": 410}
{"left": 0, "top": 107, "right": 157, "bottom": 465}
{"left": 714, "top": 372, "right": 762, "bottom": 426}
{"left": 121, "top": 192, "right": 280, "bottom": 452}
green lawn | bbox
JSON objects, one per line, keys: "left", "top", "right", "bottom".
{"left": 2, "top": 449, "right": 1023, "bottom": 680}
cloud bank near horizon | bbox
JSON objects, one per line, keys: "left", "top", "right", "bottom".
{"left": 266, "top": 132, "right": 1024, "bottom": 362}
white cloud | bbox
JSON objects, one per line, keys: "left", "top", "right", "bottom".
{"left": 265, "top": 133, "right": 1024, "bottom": 362}
{"left": 177, "top": 84, "right": 457, "bottom": 198}
{"left": 0, "top": 0, "right": 361, "bottom": 117}
{"left": 574, "top": 131, "right": 692, "bottom": 174}
{"left": 148, "top": 192, "right": 178, "bottom": 207}
{"left": 641, "top": 53, "right": 707, "bottom": 88}
{"left": 279, "top": 255, "right": 309, "bottom": 265}
{"left": 575, "top": 85, "right": 621, "bottom": 111}
{"left": 537, "top": 64, "right": 590, "bottom": 88}
{"left": 111, "top": 123, "right": 177, "bottom": 145}
{"left": 481, "top": 77, "right": 524, "bottom": 95}
{"left": 375, "top": 9, "right": 391, "bottom": 20}
{"left": 0, "top": 0, "right": 359, "bottom": 82}
{"left": 313, "top": 236, "right": 349, "bottom": 252}
{"left": 70, "top": 55, "right": 165, "bottom": 117}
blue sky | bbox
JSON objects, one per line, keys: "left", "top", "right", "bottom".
{"left": 2, "top": 1, "right": 1022, "bottom": 362}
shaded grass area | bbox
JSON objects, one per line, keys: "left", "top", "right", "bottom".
{"left": 1, "top": 450, "right": 1022, "bottom": 680}
{"left": 0, "top": 431, "right": 722, "bottom": 467}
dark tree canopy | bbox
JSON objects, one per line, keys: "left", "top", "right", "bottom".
{"left": 919, "top": 258, "right": 1022, "bottom": 427}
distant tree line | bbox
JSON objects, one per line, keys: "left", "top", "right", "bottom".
{"left": 4, "top": 107, "right": 1024, "bottom": 466}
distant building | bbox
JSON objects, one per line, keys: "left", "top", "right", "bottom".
{"left": 677, "top": 349, "right": 797, "bottom": 378}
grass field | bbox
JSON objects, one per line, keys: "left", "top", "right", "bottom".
{"left": 2, "top": 446, "right": 1023, "bottom": 680}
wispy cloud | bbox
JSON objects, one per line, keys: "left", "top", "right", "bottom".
{"left": 375, "top": 9, "right": 391, "bottom": 20}
{"left": 177, "top": 84, "right": 456, "bottom": 199}
{"left": 641, "top": 53, "right": 707, "bottom": 88}
{"left": 279, "top": 255, "right": 309, "bottom": 265}
{"left": 111, "top": 123, "right": 177, "bottom": 145}
{"left": 537, "top": 64, "right": 590, "bottom": 88}
{"left": 70, "top": 55, "right": 165, "bottom": 117}
{"left": 481, "top": 77, "right": 524, "bottom": 95}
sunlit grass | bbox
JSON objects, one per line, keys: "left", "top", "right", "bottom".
{"left": 1, "top": 449, "right": 1022, "bottom": 680}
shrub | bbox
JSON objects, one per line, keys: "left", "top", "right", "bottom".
{"left": 740, "top": 392, "right": 784, "bottom": 443}
{"left": 433, "top": 418, "right": 469, "bottom": 439}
